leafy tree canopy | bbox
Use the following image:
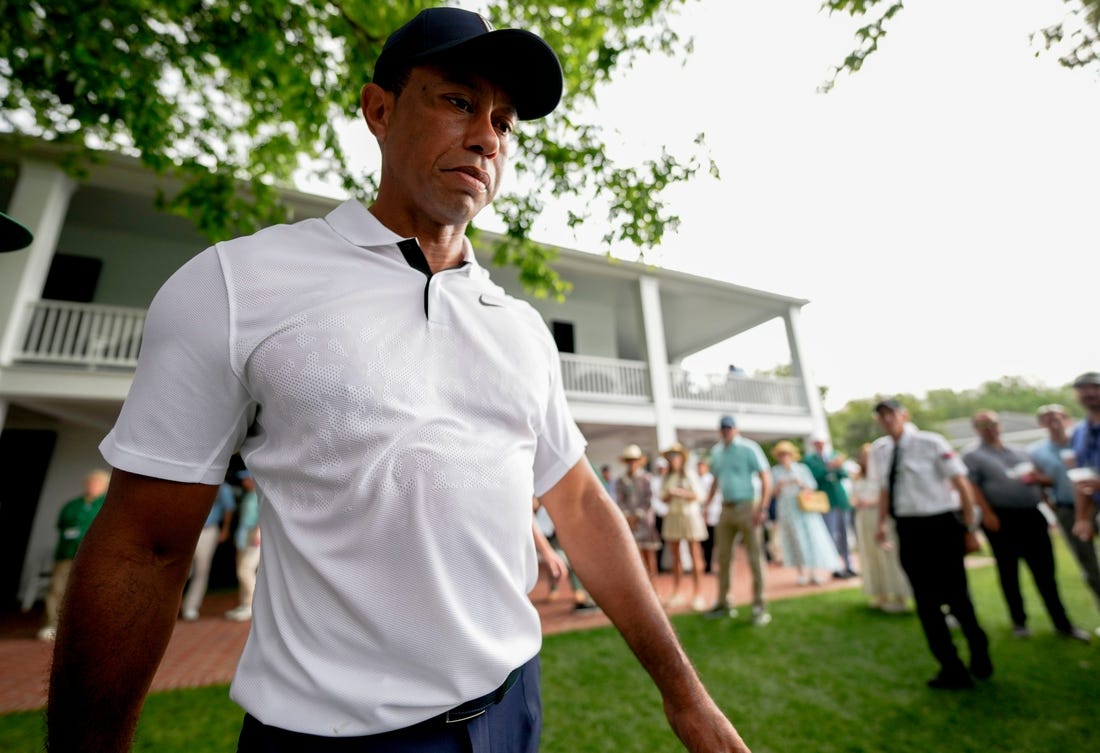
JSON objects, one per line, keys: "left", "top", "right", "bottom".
{"left": 820, "top": 0, "right": 1100, "bottom": 92}
{"left": 0, "top": 0, "right": 713, "bottom": 299}
{"left": 826, "top": 375, "right": 1081, "bottom": 455}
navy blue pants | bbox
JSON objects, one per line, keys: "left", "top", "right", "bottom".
{"left": 237, "top": 657, "right": 541, "bottom": 753}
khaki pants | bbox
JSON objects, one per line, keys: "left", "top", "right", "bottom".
{"left": 43, "top": 559, "right": 73, "bottom": 631}
{"left": 715, "top": 503, "right": 765, "bottom": 609}
{"left": 235, "top": 545, "right": 261, "bottom": 608}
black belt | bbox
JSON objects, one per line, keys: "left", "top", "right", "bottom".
{"left": 439, "top": 666, "right": 523, "bottom": 724}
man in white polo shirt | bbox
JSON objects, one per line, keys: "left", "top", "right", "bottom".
{"left": 46, "top": 8, "right": 749, "bottom": 753}
{"left": 871, "top": 398, "right": 992, "bottom": 690}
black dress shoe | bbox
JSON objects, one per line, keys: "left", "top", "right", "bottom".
{"left": 970, "top": 652, "right": 993, "bottom": 680}
{"left": 927, "top": 670, "right": 974, "bottom": 690}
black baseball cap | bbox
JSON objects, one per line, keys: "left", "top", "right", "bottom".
{"left": 873, "top": 398, "right": 905, "bottom": 414}
{"left": 0, "top": 212, "right": 33, "bottom": 253}
{"left": 1074, "top": 372, "right": 1100, "bottom": 388}
{"left": 373, "top": 7, "right": 563, "bottom": 121}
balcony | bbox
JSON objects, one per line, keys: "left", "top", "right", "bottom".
{"left": 14, "top": 300, "right": 144, "bottom": 369}
{"left": 559, "top": 353, "right": 807, "bottom": 415}
{"left": 10, "top": 301, "right": 809, "bottom": 417}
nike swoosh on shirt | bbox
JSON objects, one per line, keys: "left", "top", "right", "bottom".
{"left": 478, "top": 294, "right": 505, "bottom": 307}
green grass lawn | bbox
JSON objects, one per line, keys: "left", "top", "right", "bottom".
{"left": 4, "top": 542, "right": 1096, "bottom": 752}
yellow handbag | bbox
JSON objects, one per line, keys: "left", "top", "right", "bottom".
{"left": 797, "top": 490, "right": 830, "bottom": 513}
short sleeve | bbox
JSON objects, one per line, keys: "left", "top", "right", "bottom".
{"left": 934, "top": 435, "right": 968, "bottom": 480}
{"left": 867, "top": 442, "right": 887, "bottom": 491}
{"left": 99, "top": 248, "right": 255, "bottom": 485}
{"left": 532, "top": 346, "right": 587, "bottom": 496}
{"left": 798, "top": 463, "right": 818, "bottom": 490}
{"left": 749, "top": 442, "right": 767, "bottom": 473}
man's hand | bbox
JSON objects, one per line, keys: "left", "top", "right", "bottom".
{"left": 544, "top": 548, "right": 567, "bottom": 583}
{"left": 665, "top": 694, "right": 752, "bottom": 752}
{"left": 982, "top": 510, "right": 1001, "bottom": 533}
{"left": 752, "top": 506, "right": 768, "bottom": 526}
{"left": 1073, "top": 518, "right": 1095, "bottom": 541}
{"left": 541, "top": 459, "right": 752, "bottom": 753}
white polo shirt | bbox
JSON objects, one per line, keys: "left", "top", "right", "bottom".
{"left": 868, "top": 423, "right": 967, "bottom": 517}
{"left": 100, "top": 200, "right": 587, "bottom": 736}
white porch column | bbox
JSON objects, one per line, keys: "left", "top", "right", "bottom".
{"left": 0, "top": 160, "right": 77, "bottom": 365}
{"left": 639, "top": 275, "right": 676, "bottom": 450}
{"left": 783, "top": 304, "right": 830, "bottom": 441}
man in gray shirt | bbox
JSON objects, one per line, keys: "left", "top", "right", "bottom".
{"left": 963, "top": 410, "right": 1089, "bottom": 641}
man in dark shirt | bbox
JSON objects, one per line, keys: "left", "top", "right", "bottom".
{"left": 963, "top": 410, "right": 1089, "bottom": 642}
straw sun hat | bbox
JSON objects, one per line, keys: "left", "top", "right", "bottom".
{"left": 661, "top": 442, "right": 688, "bottom": 460}
{"left": 619, "top": 444, "right": 645, "bottom": 462}
{"left": 772, "top": 440, "right": 801, "bottom": 460}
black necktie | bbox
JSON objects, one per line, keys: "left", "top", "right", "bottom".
{"left": 887, "top": 446, "right": 901, "bottom": 518}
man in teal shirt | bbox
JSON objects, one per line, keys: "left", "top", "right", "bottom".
{"left": 38, "top": 470, "right": 110, "bottom": 641}
{"left": 706, "top": 415, "right": 772, "bottom": 625}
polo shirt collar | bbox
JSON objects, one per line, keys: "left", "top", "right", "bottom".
{"left": 324, "top": 199, "right": 480, "bottom": 271}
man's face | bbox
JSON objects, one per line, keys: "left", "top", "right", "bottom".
{"left": 720, "top": 426, "right": 736, "bottom": 443}
{"left": 372, "top": 65, "right": 516, "bottom": 229}
{"left": 972, "top": 412, "right": 1000, "bottom": 444}
{"left": 812, "top": 440, "right": 826, "bottom": 454}
{"left": 874, "top": 408, "right": 907, "bottom": 436}
{"left": 84, "top": 472, "right": 109, "bottom": 499}
{"left": 1038, "top": 411, "right": 1068, "bottom": 435}
{"left": 1077, "top": 384, "right": 1100, "bottom": 413}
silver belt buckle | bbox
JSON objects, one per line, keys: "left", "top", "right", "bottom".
{"left": 444, "top": 707, "right": 488, "bottom": 724}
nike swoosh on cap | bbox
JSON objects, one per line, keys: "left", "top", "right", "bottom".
{"left": 478, "top": 293, "right": 505, "bottom": 307}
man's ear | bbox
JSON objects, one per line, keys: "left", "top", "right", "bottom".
{"left": 361, "top": 83, "right": 393, "bottom": 142}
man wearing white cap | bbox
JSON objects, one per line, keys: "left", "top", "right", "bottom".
{"left": 46, "top": 8, "right": 749, "bottom": 753}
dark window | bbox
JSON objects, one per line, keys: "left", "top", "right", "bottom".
{"left": 42, "top": 254, "right": 102, "bottom": 303}
{"left": 551, "top": 320, "right": 575, "bottom": 354}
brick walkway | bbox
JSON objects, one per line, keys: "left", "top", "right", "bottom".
{"left": 0, "top": 558, "right": 866, "bottom": 714}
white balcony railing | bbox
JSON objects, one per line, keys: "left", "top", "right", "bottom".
{"left": 669, "top": 367, "right": 808, "bottom": 413}
{"left": 15, "top": 300, "right": 145, "bottom": 369}
{"left": 559, "top": 353, "right": 651, "bottom": 401}
{"left": 11, "top": 301, "right": 810, "bottom": 416}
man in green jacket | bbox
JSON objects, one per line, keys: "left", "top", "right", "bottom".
{"left": 37, "top": 470, "right": 110, "bottom": 641}
{"left": 804, "top": 437, "right": 856, "bottom": 579}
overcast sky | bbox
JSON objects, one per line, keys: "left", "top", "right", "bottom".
{"left": 327, "top": 0, "right": 1100, "bottom": 412}
{"left": 514, "top": 1, "right": 1100, "bottom": 411}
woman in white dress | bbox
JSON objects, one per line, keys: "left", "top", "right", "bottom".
{"left": 659, "top": 443, "right": 709, "bottom": 611}
{"left": 851, "top": 443, "right": 911, "bottom": 612}
{"left": 771, "top": 440, "right": 839, "bottom": 586}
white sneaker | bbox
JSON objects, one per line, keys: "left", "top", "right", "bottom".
{"left": 692, "top": 596, "right": 709, "bottom": 612}
{"left": 752, "top": 610, "right": 772, "bottom": 627}
{"left": 180, "top": 608, "right": 199, "bottom": 622}
{"left": 795, "top": 574, "right": 809, "bottom": 586}
{"left": 36, "top": 626, "right": 56, "bottom": 642}
{"left": 225, "top": 606, "right": 252, "bottom": 622}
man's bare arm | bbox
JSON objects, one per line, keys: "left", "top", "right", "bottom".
{"left": 954, "top": 476, "right": 987, "bottom": 531}
{"left": 540, "top": 459, "right": 750, "bottom": 753}
{"left": 47, "top": 469, "right": 218, "bottom": 753}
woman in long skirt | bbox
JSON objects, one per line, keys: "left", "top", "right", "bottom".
{"left": 852, "top": 443, "right": 911, "bottom": 612}
{"left": 771, "top": 440, "right": 839, "bottom": 586}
